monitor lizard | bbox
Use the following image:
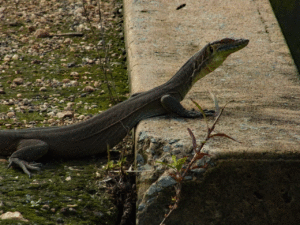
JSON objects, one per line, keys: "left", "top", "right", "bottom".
{"left": 0, "top": 38, "right": 249, "bottom": 177}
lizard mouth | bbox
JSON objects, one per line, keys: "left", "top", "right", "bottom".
{"left": 217, "top": 38, "right": 249, "bottom": 53}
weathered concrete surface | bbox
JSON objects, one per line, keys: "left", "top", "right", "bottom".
{"left": 124, "top": 0, "right": 300, "bottom": 224}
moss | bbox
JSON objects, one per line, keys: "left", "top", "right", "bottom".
{"left": 0, "top": 0, "right": 126, "bottom": 223}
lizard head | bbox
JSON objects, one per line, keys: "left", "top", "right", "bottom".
{"left": 203, "top": 38, "right": 249, "bottom": 73}
{"left": 190, "top": 38, "right": 249, "bottom": 85}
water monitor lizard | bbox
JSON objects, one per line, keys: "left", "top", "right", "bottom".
{"left": 0, "top": 38, "right": 249, "bottom": 176}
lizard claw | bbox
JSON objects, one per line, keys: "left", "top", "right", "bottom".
{"left": 8, "top": 158, "right": 42, "bottom": 178}
{"left": 202, "top": 109, "right": 216, "bottom": 116}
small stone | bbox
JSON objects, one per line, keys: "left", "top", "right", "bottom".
{"left": 56, "top": 111, "right": 73, "bottom": 119}
{"left": 13, "top": 78, "right": 24, "bottom": 85}
{"left": 62, "top": 79, "right": 70, "bottom": 83}
{"left": 34, "top": 29, "right": 50, "bottom": 38}
{"left": 163, "top": 145, "right": 171, "bottom": 152}
{"left": 47, "top": 111, "right": 55, "bottom": 117}
{"left": 138, "top": 203, "right": 146, "bottom": 211}
{"left": 0, "top": 211, "right": 29, "bottom": 222}
{"left": 84, "top": 86, "right": 95, "bottom": 92}
{"left": 12, "top": 54, "right": 19, "bottom": 60}
{"left": 40, "top": 106, "right": 47, "bottom": 112}
{"left": 39, "top": 87, "right": 47, "bottom": 92}
{"left": 10, "top": 83, "right": 17, "bottom": 89}
{"left": 70, "top": 71, "right": 79, "bottom": 78}
{"left": 48, "top": 118, "right": 56, "bottom": 123}
{"left": 7, "top": 112, "right": 15, "bottom": 118}
{"left": 0, "top": 7, "right": 6, "bottom": 13}
{"left": 0, "top": 88, "right": 5, "bottom": 94}
{"left": 67, "top": 62, "right": 76, "bottom": 68}
{"left": 3, "top": 55, "right": 11, "bottom": 61}
{"left": 70, "top": 80, "right": 78, "bottom": 86}
{"left": 94, "top": 81, "right": 101, "bottom": 87}
{"left": 77, "top": 115, "right": 85, "bottom": 120}
{"left": 64, "top": 38, "right": 72, "bottom": 44}
{"left": 136, "top": 154, "right": 145, "bottom": 165}
{"left": 67, "top": 102, "right": 74, "bottom": 107}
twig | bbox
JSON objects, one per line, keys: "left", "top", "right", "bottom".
{"left": 47, "top": 33, "right": 84, "bottom": 37}
{"left": 160, "top": 100, "right": 239, "bottom": 224}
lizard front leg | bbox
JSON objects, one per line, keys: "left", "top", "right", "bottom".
{"left": 161, "top": 94, "right": 215, "bottom": 118}
{"left": 8, "top": 139, "right": 49, "bottom": 177}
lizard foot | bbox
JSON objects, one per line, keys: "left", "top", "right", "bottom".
{"left": 202, "top": 109, "right": 215, "bottom": 117}
{"left": 8, "top": 158, "right": 42, "bottom": 178}
{"left": 191, "top": 109, "right": 215, "bottom": 117}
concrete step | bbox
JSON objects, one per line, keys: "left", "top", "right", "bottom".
{"left": 124, "top": 0, "right": 300, "bottom": 224}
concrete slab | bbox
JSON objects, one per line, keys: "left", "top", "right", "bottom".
{"left": 124, "top": 0, "right": 300, "bottom": 224}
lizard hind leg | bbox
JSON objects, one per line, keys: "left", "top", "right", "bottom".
{"left": 8, "top": 139, "right": 49, "bottom": 177}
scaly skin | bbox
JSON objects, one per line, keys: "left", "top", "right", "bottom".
{"left": 0, "top": 38, "right": 249, "bottom": 177}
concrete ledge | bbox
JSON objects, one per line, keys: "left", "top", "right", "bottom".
{"left": 124, "top": 0, "right": 300, "bottom": 224}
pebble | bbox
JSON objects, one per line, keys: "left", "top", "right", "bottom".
{"left": 7, "top": 112, "right": 15, "bottom": 118}
{"left": 70, "top": 80, "right": 78, "bottom": 86}
{"left": 3, "top": 55, "right": 11, "bottom": 61}
{"left": 12, "top": 54, "right": 19, "bottom": 60}
{"left": 13, "top": 78, "right": 24, "bottom": 85}
{"left": 94, "top": 81, "right": 101, "bottom": 87}
{"left": 39, "top": 87, "right": 47, "bottom": 91}
{"left": 77, "top": 115, "right": 85, "bottom": 120}
{"left": 56, "top": 111, "right": 73, "bottom": 119}
{"left": 84, "top": 86, "right": 95, "bottom": 92}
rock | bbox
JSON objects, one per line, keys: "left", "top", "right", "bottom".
{"left": 13, "top": 78, "right": 24, "bottom": 85}
{"left": 7, "top": 112, "right": 15, "bottom": 118}
{"left": 3, "top": 55, "right": 11, "bottom": 61}
{"left": 0, "top": 211, "right": 29, "bottom": 222}
{"left": 77, "top": 115, "right": 85, "bottom": 120}
{"left": 10, "top": 83, "right": 17, "bottom": 89}
{"left": 34, "top": 29, "right": 50, "bottom": 38}
{"left": 56, "top": 111, "right": 73, "bottom": 119}
{"left": 66, "top": 102, "right": 74, "bottom": 107}
{"left": 136, "top": 154, "right": 145, "bottom": 165}
{"left": 0, "top": 88, "right": 5, "bottom": 94}
{"left": 64, "top": 38, "right": 72, "bottom": 44}
{"left": 70, "top": 71, "right": 79, "bottom": 79}
{"left": 70, "top": 80, "right": 78, "bottom": 86}
{"left": 94, "top": 81, "right": 101, "bottom": 87}
{"left": 146, "top": 175, "right": 177, "bottom": 196}
{"left": 62, "top": 79, "right": 70, "bottom": 83}
{"left": 39, "top": 87, "right": 47, "bottom": 92}
{"left": 0, "top": 7, "right": 6, "bottom": 13}
{"left": 40, "top": 106, "right": 47, "bottom": 112}
{"left": 12, "top": 54, "right": 19, "bottom": 60}
{"left": 84, "top": 86, "right": 95, "bottom": 92}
